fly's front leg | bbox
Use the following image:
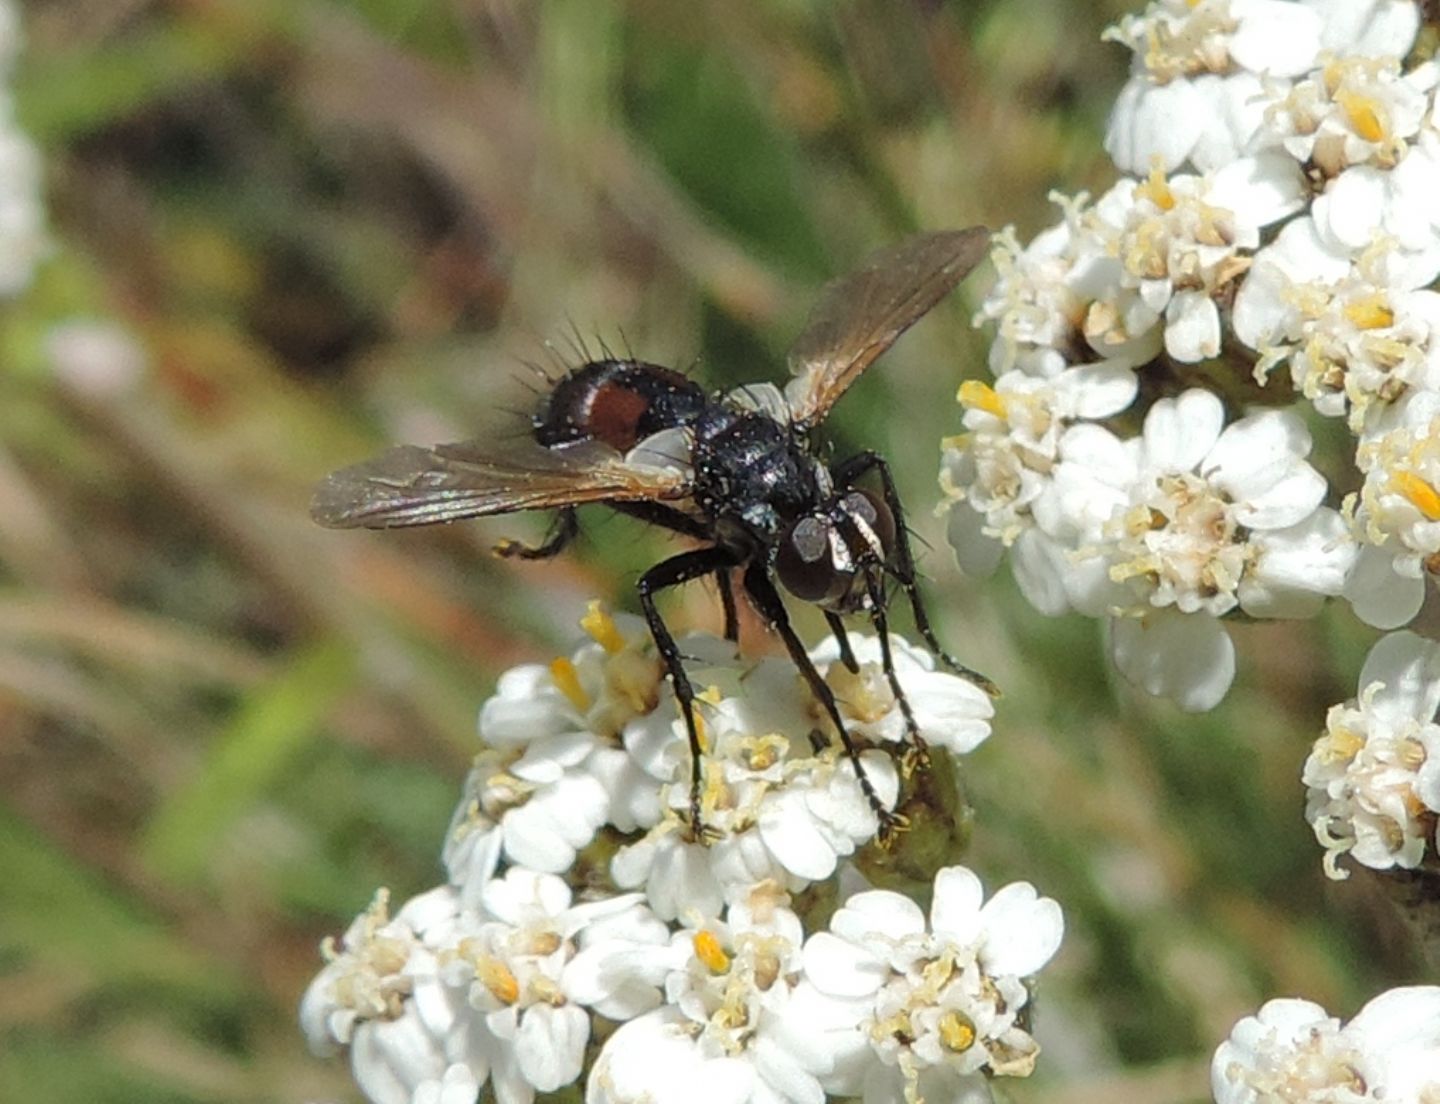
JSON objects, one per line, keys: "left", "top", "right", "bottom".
{"left": 609, "top": 503, "right": 737, "bottom": 646}
{"left": 824, "top": 611, "right": 859, "bottom": 673}
{"left": 494, "top": 507, "right": 579, "bottom": 560}
{"left": 741, "top": 562, "right": 903, "bottom": 842}
{"left": 835, "top": 450, "right": 998, "bottom": 697}
{"left": 862, "top": 566, "right": 927, "bottom": 774}
{"left": 637, "top": 546, "right": 742, "bottom": 841}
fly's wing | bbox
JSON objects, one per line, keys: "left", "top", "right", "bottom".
{"left": 310, "top": 436, "right": 692, "bottom": 529}
{"left": 785, "top": 227, "right": 991, "bottom": 430}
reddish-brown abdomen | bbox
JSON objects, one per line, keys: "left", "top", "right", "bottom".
{"left": 534, "top": 359, "right": 708, "bottom": 451}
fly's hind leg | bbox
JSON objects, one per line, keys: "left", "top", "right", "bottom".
{"left": 637, "top": 546, "right": 742, "bottom": 841}
{"left": 494, "top": 507, "right": 579, "bottom": 560}
{"left": 740, "top": 562, "right": 904, "bottom": 841}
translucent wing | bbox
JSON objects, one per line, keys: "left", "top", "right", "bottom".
{"left": 785, "top": 227, "right": 991, "bottom": 429}
{"left": 310, "top": 435, "right": 692, "bottom": 529}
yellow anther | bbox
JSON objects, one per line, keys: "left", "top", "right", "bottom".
{"left": 1336, "top": 89, "right": 1386, "bottom": 143}
{"left": 938, "top": 1011, "right": 978, "bottom": 1052}
{"left": 687, "top": 703, "right": 709, "bottom": 753}
{"left": 957, "top": 379, "right": 1007, "bottom": 419}
{"left": 1136, "top": 162, "right": 1175, "bottom": 210}
{"left": 744, "top": 733, "right": 788, "bottom": 771}
{"left": 1344, "top": 294, "right": 1394, "bottom": 330}
{"left": 475, "top": 956, "right": 520, "bottom": 1005}
{"left": 693, "top": 930, "right": 731, "bottom": 974}
{"left": 1390, "top": 471, "right": 1440, "bottom": 521}
{"left": 549, "top": 657, "right": 590, "bottom": 711}
{"left": 581, "top": 600, "right": 626, "bottom": 654}
{"left": 940, "top": 432, "right": 972, "bottom": 451}
{"left": 1315, "top": 724, "right": 1364, "bottom": 764}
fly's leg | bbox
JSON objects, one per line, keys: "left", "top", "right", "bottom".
{"left": 717, "top": 569, "right": 740, "bottom": 645}
{"left": 824, "top": 611, "right": 860, "bottom": 673}
{"left": 740, "top": 562, "right": 904, "bottom": 841}
{"left": 494, "top": 507, "right": 579, "bottom": 560}
{"left": 834, "top": 450, "right": 998, "bottom": 697}
{"left": 637, "top": 546, "right": 742, "bottom": 841}
{"left": 606, "top": 502, "right": 738, "bottom": 648}
{"left": 862, "top": 566, "right": 927, "bottom": 773}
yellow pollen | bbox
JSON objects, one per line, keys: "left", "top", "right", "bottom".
{"left": 1390, "top": 471, "right": 1440, "bottom": 521}
{"left": 581, "top": 600, "right": 626, "bottom": 654}
{"left": 1344, "top": 294, "right": 1394, "bottom": 330}
{"left": 693, "top": 930, "right": 731, "bottom": 974}
{"left": 549, "top": 657, "right": 590, "bottom": 711}
{"left": 1136, "top": 163, "right": 1175, "bottom": 210}
{"left": 475, "top": 956, "right": 520, "bottom": 1005}
{"left": 957, "top": 379, "right": 1007, "bottom": 419}
{"left": 939, "top": 1011, "right": 978, "bottom": 1052}
{"left": 1336, "top": 89, "right": 1386, "bottom": 143}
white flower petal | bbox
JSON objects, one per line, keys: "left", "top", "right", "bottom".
{"left": 1109, "top": 610, "right": 1236, "bottom": 712}
{"left": 1143, "top": 391, "right": 1225, "bottom": 474}
{"left": 928, "top": 866, "right": 985, "bottom": 945}
{"left": 515, "top": 1004, "right": 588, "bottom": 1093}
{"left": 977, "top": 882, "right": 1064, "bottom": 977}
{"left": 1164, "top": 290, "right": 1221, "bottom": 363}
{"left": 831, "top": 890, "right": 926, "bottom": 944}
{"left": 1343, "top": 543, "right": 1425, "bottom": 630}
{"left": 802, "top": 931, "right": 888, "bottom": 999}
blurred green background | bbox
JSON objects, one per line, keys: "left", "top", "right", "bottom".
{"left": 1, "top": 1, "right": 1424, "bottom": 1102}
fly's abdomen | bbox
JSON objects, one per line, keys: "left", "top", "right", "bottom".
{"left": 534, "top": 359, "right": 708, "bottom": 450}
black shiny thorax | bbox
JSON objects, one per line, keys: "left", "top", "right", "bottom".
{"left": 690, "top": 405, "right": 824, "bottom": 549}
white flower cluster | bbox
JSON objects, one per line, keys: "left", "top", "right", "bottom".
{"left": 1303, "top": 630, "right": 1440, "bottom": 877}
{"left": 0, "top": 1, "right": 44, "bottom": 297}
{"left": 302, "top": 606, "right": 1065, "bottom": 1104}
{"left": 944, "top": 0, "right": 1440, "bottom": 712}
{"left": 1212, "top": 986, "right": 1440, "bottom": 1103}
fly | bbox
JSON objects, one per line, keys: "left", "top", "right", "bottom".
{"left": 312, "top": 228, "right": 996, "bottom": 840}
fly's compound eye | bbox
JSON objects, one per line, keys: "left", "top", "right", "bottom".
{"left": 841, "top": 489, "right": 897, "bottom": 558}
{"left": 776, "top": 515, "right": 847, "bottom": 603}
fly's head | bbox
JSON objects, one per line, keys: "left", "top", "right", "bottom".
{"left": 772, "top": 488, "right": 896, "bottom": 613}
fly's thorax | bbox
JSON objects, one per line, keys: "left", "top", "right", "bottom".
{"left": 690, "top": 408, "right": 826, "bottom": 542}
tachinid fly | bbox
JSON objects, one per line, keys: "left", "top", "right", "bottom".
{"left": 312, "top": 228, "right": 995, "bottom": 839}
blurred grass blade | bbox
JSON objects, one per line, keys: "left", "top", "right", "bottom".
{"left": 142, "top": 640, "right": 357, "bottom": 884}
{"left": 0, "top": 806, "right": 223, "bottom": 989}
{"left": 16, "top": 15, "right": 258, "bottom": 143}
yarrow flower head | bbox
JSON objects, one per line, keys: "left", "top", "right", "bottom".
{"left": 1303, "top": 630, "right": 1440, "bottom": 878}
{"left": 945, "top": 0, "right": 1440, "bottom": 711}
{"left": 800, "top": 865, "right": 1064, "bottom": 1104}
{"left": 1212, "top": 987, "right": 1440, "bottom": 1103}
{"left": 302, "top": 609, "right": 1042, "bottom": 1104}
